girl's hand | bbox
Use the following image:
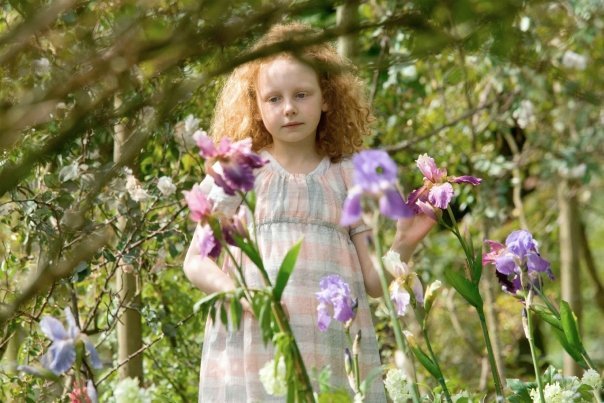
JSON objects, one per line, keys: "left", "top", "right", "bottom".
{"left": 392, "top": 213, "right": 437, "bottom": 261}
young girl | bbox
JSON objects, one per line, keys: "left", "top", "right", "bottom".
{"left": 183, "top": 23, "right": 435, "bottom": 402}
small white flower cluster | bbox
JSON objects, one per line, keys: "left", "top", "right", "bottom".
{"left": 529, "top": 368, "right": 602, "bottom": 403}
{"left": 512, "top": 99, "right": 535, "bottom": 129}
{"left": 384, "top": 368, "right": 414, "bottom": 403}
{"left": 113, "top": 377, "right": 153, "bottom": 403}
{"left": 562, "top": 50, "right": 588, "bottom": 71}
{"left": 259, "top": 357, "right": 287, "bottom": 397}
{"left": 125, "top": 169, "right": 151, "bottom": 202}
{"left": 173, "top": 114, "right": 207, "bottom": 149}
{"left": 157, "top": 176, "right": 176, "bottom": 196}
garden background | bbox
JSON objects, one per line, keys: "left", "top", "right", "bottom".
{"left": 0, "top": 0, "right": 602, "bottom": 401}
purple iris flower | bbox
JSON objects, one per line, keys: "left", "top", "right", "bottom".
{"left": 316, "top": 275, "right": 356, "bottom": 331}
{"left": 39, "top": 308, "right": 101, "bottom": 375}
{"left": 196, "top": 134, "right": 267, "bottom": 195}
{"left": 408, "top": 154, "right": 482, "bottom": 216}
{"left": 341, "top": 150, "right": 413, "bottom": 225}
{"left": 483, "top": 230, "right": 553, "bottom": 294}
{"left": 196, "top": 224, "right": 221, "bottom": 259}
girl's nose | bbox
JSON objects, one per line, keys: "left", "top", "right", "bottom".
{"left": 284, "top": 99, "right": 297, "bottom": 116}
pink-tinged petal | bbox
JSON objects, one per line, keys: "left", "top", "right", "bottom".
{"left": 380, "top": 187, "right": 414, "bottom": 220}
{"left": 40, "top": 316, "right": 68, "bottom": 341}
{"left": 411, "top": 276, "right": 424, "bottom": 305}
{"left": 451, "top": 175, "right": 482, "bottom": 185}
{"left": 197, "top": 224, "right": 220, "bottom": 259}
{"left": 428, "top": 182, "right": 454, "bottom": 209}
{"left": 416, "top": 200, "right": 438, "bottom": 221}
{"left": 316, "top": 303, "right": 331, "bottom": 332}
{"left": 416, "top": 154, "right": 446, "bottom": 182}
{"left": 340, "top": 187, "right": 363, "bottom": 226}
{"left": 183, "top": 185, "right": 213, "bottom": 222}
{"left": 482, "top": 240, "right": 505, "bottom": 266}
{"left": 390, "top": 282, "right": 411, "bottom": 316}
{"left": 195, "top": 133, "right": 218, "bottom": 158}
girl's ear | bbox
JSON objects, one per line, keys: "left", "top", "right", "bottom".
{"left": 321, "top": 100, "right": 329, "bottom": 112}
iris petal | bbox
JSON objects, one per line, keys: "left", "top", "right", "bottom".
{"left": 40, "top": 316, "right": 68, "bottom": 341}
{"left": 380, "top": 187, "right": 414, "bottom": 219}
{"left": 428, "top": 183, "right": 454, "bottom": 209}
{"left": 340, "top": 187, "right": 363, "bottom": 226}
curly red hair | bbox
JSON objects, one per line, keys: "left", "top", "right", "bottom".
{"left": 210, "top": 23, "right": 373, "bottom": 161}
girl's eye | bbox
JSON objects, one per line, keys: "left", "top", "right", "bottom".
{"left": 296, "top": 92, "right": 307, "bottom": 99}
{"left": 268, "top": 96, "right": 281, "bottom": 103}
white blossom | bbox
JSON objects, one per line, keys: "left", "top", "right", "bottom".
{"left": 59, "top": 162, "right": 79, "bottom": 182}
{"left": 174, "top": 114, "right": 203, "bottom": 149}
{"left": 384, "top": 368, "right": 414, "bottom": 403}
{"left": 512, "top": 100, "right": 535, "bottom": 129}
{"left": 157, "top": 176, "right": 176, "bottom": 196}
{"left": 114, "top": 377, "right": 153, "bottom": 403}
{"left": 33, "top": 58, "right": 51, "bottom": 75}
{"left": 259, "top": 357, "right": 287, "bottom": 397}
{"left": 562, "top": 50, "right": 587, "bottom": 70}
{"left": 519, "top": 16, "right": 531, "bottom": 32}
{"left": 126, "top": 174, "right": 150, "bottom": 202}
{"left": 581, "top": 369, "right": 602, "bottom": 390}
{"left": 530, "top": 382, "right": 577, "bottom": 403}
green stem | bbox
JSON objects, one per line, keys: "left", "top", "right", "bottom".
{"left": 422, "top": 327, "right": 452, "bottom": 403}
{"left": 476, "top": 307, "right": 505, "bottom": 400}
{"left": 525, "top": 291, "right": 545, "bottom": 403}
{"left": 373, "top": 222, "right": 422, "bottom": 403}
{"left": 271, "top": 299, "right": 316, "bottom": 402}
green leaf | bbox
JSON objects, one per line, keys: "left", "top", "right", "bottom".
{"left": 531, "top": 305, "right": 562, "bottom": 331}
{"left": 273, "top": 239, "right": 303, "bottom": 301}
{"left": 233, "top": 235, "right": 265, "bottom": 272}
{"left": 471, "top": 244, "right": 483, "bottom": 284}
{"left": 444, "top": 268, "right": 483, "bottom": 308}
{"left": 550, "top": 327, "right": 586, "bottom": 368}
{"left": 409, "top": 345, "right": 441, "bottom": 380}
{"left": 560, "top": 300, "right": 584, "bottom": 352}
{"left": 506, "top": 378, "right": 534, "bottom": 403}
{"left": 229, "top": 298, "right": 242, "bottom": 331}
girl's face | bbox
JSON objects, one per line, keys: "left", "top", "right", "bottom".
{"left": 255, "top": 56, "right": 328, "bottom": 150}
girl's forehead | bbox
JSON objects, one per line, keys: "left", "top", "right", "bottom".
{"left": 256, "top": 56, "right": 320, "bottom": 84}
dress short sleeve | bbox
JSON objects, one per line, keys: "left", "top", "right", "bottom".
{"left": 339, "top": 158, "right": 371, "bottom": 237}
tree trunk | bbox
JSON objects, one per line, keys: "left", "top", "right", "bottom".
{"left": 557, "top": 178, "right": 582, "bottom": 376}
{"left": 336, "top": 0, "right": 360, "bottom": 61}
{"left": 114, "top": 96, "right": 144, "bottom": 382}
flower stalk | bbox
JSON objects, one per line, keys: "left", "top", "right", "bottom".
{"left": 524, "top": 290, "right": 545, "bottom": 403}
{"left": 372, "top": 215, "right": 421, "bottom": 403}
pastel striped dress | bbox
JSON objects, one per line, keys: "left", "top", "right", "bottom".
{"left": 198, "top": 150, "right": 387, "bottom": 402}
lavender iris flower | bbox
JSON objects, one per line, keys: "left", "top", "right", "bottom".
{"left": 39, "top": 308, "right": 101, "bottom": 375}
{"left": 408, "top": 154, "right": 482, "bottom": 217}
{"left": 196, "top": 224, "right": 221, "bottom": 259}
{"left": 196, "top": 135, "right": 267, "bottom": 195}
{"left": 341, "top": 150, "right": 413, "bottom": 225}
{"left": 315, "top": 275, "right": 356, "bottom": 331}
{"left": 483, "top": 230, "right": 553, "bottom": 294}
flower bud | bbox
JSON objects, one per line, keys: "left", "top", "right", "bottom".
{"left": 353, "top": 330, "right": 362, "bottom": 356}
{"left": 403, "top": 330, "right": 417, "bottom": 349}
{"left": 424, "top": 280, "right": 442, "bottom": 314}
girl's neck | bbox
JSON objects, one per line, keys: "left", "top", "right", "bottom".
{"left": 266, "top": 143, "right": 323, "bottom": 175}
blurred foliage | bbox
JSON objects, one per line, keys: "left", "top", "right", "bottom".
{"left": 0, "top": 0, "right": 602, "bottom": 401}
